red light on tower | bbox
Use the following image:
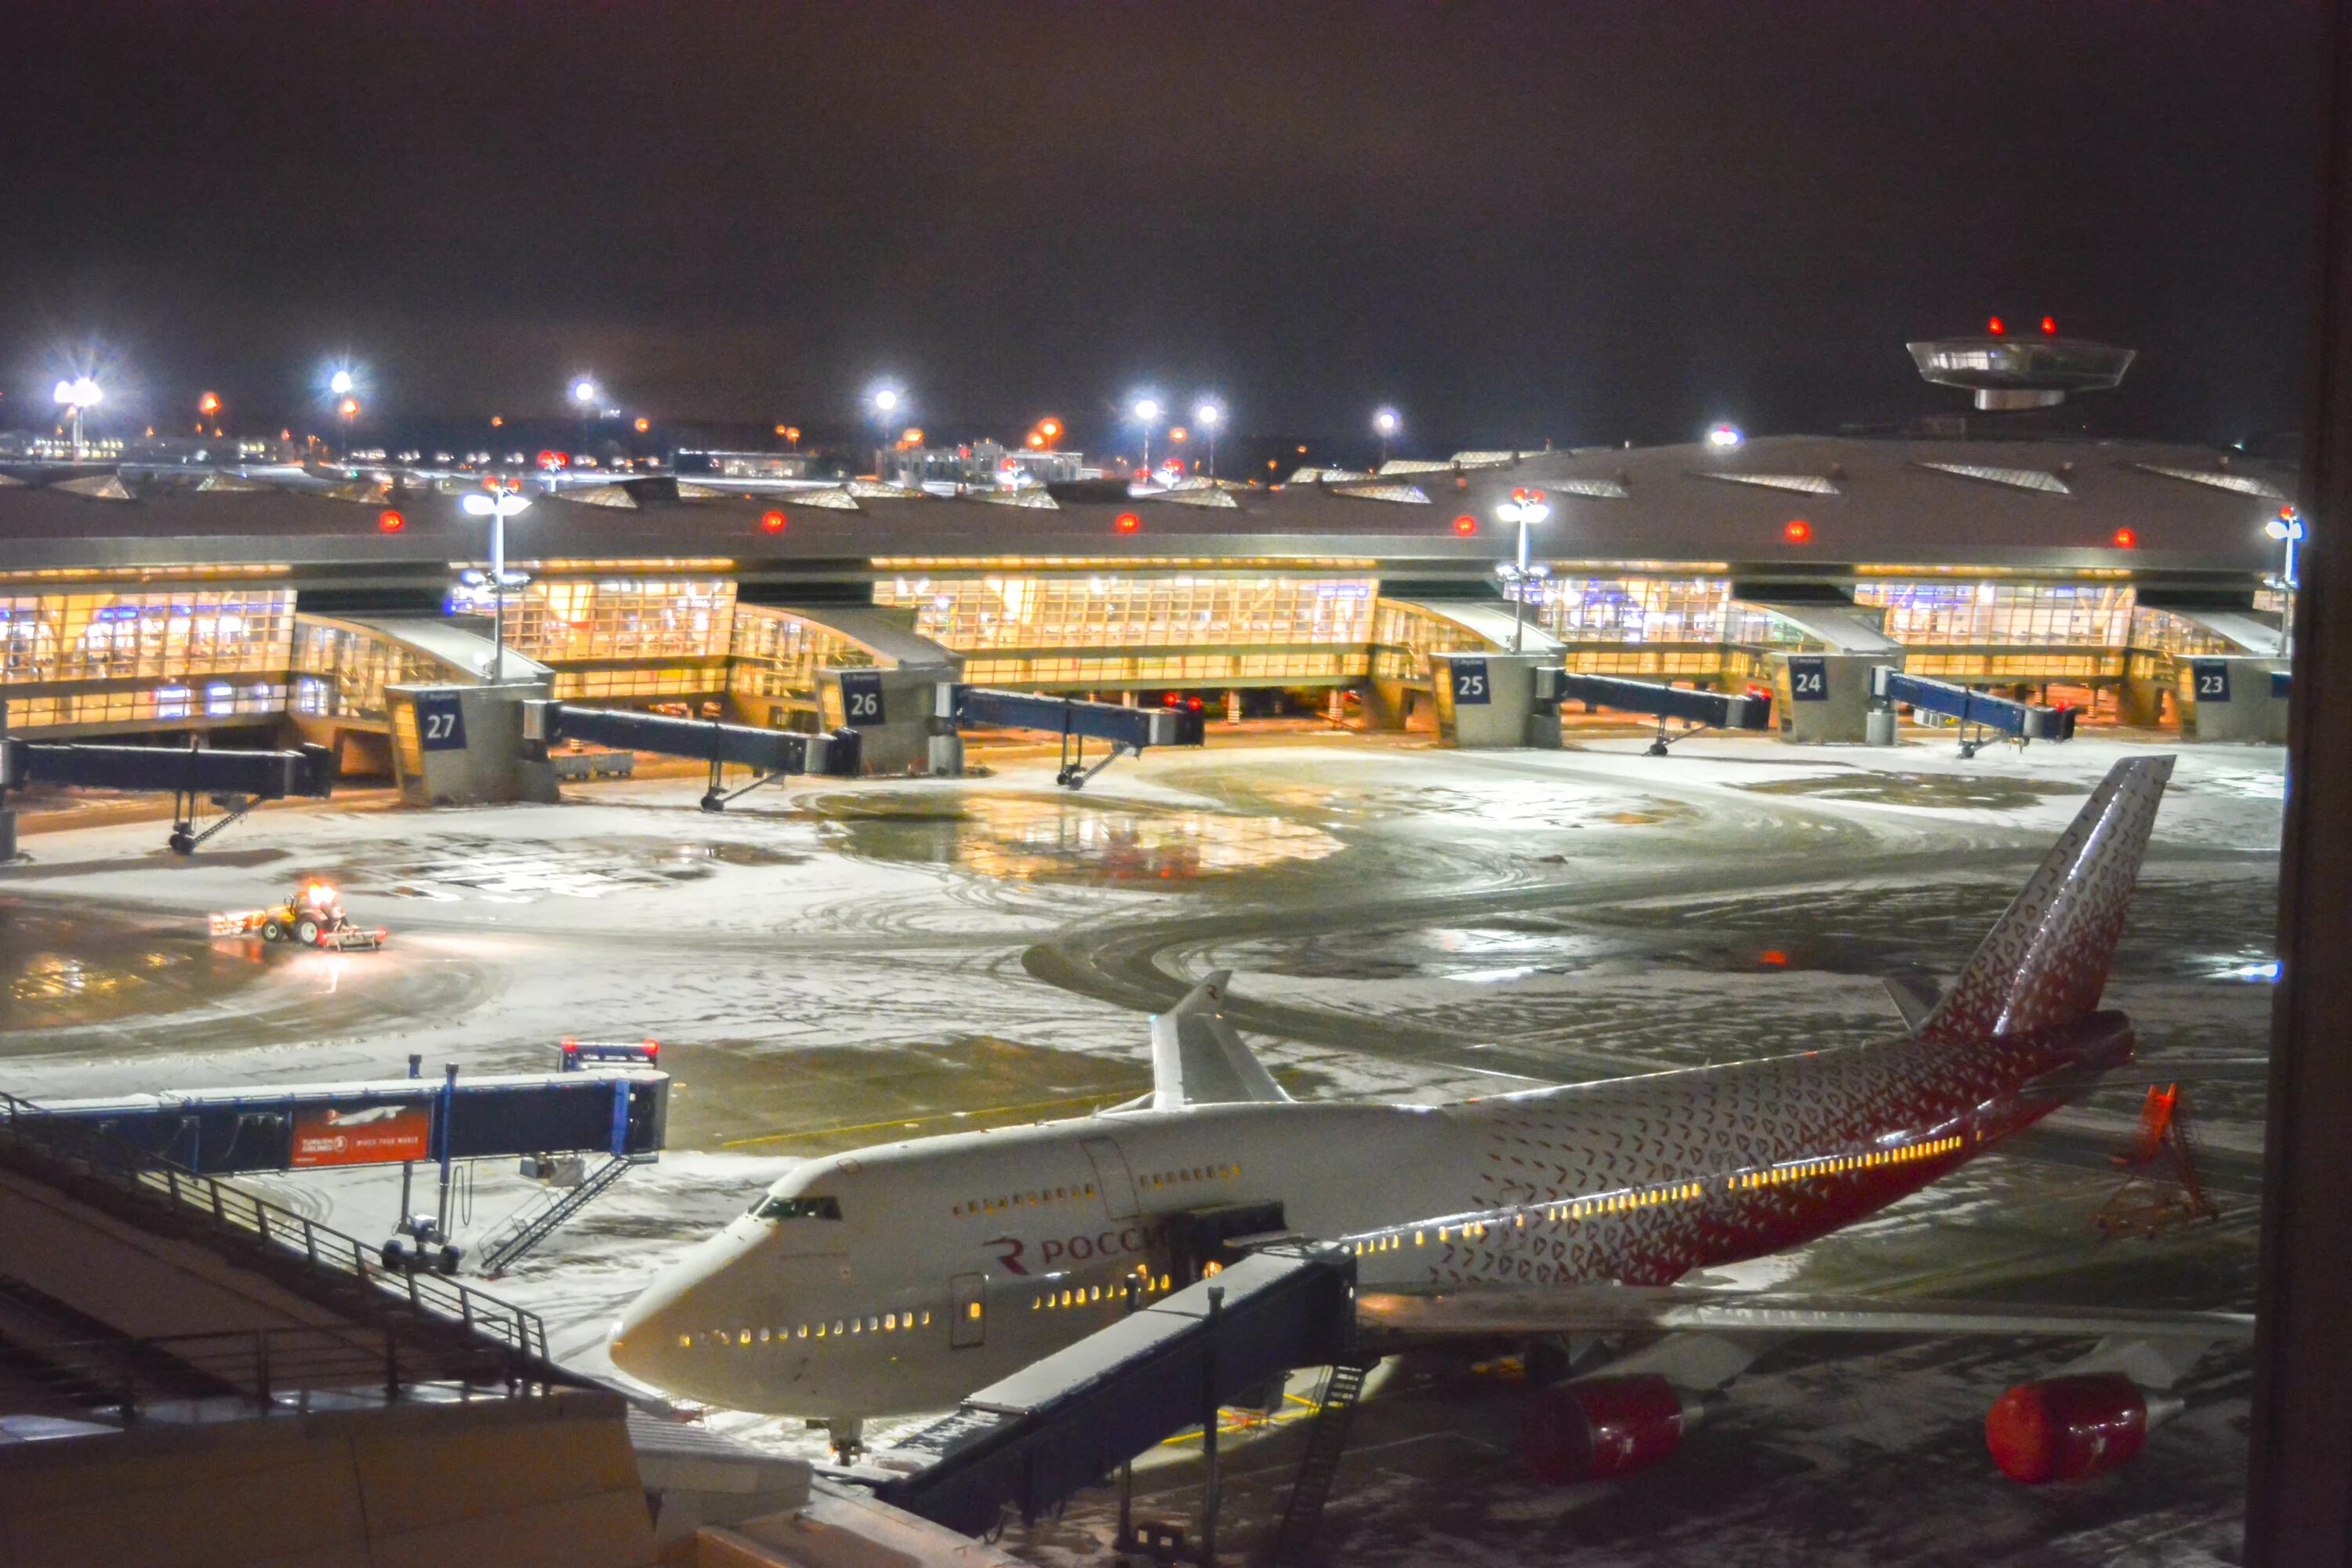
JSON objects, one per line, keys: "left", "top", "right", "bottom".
{"left": 1987, "top": 316, "right": 2006, "bottom": 336}
{"left": 1453, "top": 514, "right": 1478, "bottom": 535}
{"left": 1784, "top": 518, "right": 1812, "bottom": 543}
{"left": 2041, "top": 315, "right": 2059, "bottom": 336}
{"left": 760, "top": 510, "right": 787, "bottom": 533}
{"left": 1114, "top": 512, "right": 1142, "bottom": 534}
{"left": 2112, "top": 527, "right": 2137, "bottom": 549}
{"left": 376, "top": 509, "right": 405, "bottom": 533}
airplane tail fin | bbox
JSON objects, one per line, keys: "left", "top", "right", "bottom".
{"left": 1918, "top": 756, "right": 2173, "bottom": 1045}
{"left": 1149, "top": 971, "right": 1291, "bottom": 1110}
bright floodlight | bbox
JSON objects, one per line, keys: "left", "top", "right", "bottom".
{"left": 1707, "top": 422, "right": 1744, "bottom": 449}
{"left": 1134, "top": 397, "right": 1162, "bottom": 424}
{"left": 572, "top": 377, "right": 599, "bottom": 406}
{"left": 2267, "top": 518, "right": 2291, "bottom": 540}
{"left": 53, "top": 376, "right": 102, "bottom": 406}
{"left": 462, "top": 492, "right": 528, "bottom": 517}
{"left": 329, "top": 370, "right": 354, "bottom": 397}
{"left": 871, "top": 387, "right": 901, "bottom": 415}
{"left": 1374, "top": 408, "right": 1400, "bottom": 436}
{"left": 1194, "top": 401, "right": 1223, "bottom": 429}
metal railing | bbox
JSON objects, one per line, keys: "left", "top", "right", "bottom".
{"left": 0, "top": 1090, "right": 553, "bottom": 1370}
{"left": 2, "top": 1323, "right": 529, "bottom": 1425}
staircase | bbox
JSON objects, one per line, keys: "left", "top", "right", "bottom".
{"left": 477, "top": 1156, "right": 641, "bottom": 1277}
{"left": 1266, "top": 1359, "right": 1374, "bottom": 1566}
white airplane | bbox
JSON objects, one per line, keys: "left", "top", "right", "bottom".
{"left": 612, "top": 757, "right": 2249, "bottom": 1482}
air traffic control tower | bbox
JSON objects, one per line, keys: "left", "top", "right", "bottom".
{"left": 1907, "top": 323, "right": 2137, "bottom": 410}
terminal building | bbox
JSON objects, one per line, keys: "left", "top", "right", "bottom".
{"left": 0, "top": 335, "right": 2296, "bottom": 772}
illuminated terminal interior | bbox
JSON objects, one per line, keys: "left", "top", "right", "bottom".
{"left": 0, "top": 397, "right": 2298, "bottom": 755}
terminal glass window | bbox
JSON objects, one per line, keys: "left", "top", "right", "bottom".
{"left": 875, "top": 574, "right": 1377, "bottom": 655}
{"left": 1534, "top": 578, "right": 1733, "bottom": 644}
{"left": 729, "top": 607, "right": 879, "bottom": 701}
{"left": 1854, "top": 582, "right": 2135, "bottom": 648}
{"left": 503, "top": 579, "right": 738, "bottom": 664}
{"left": 0, "top": 588, "right": 294, "bottom": 687}
{"left": 2128, "top": 604, "right": 2249, "bottom": 657}
{"left": 293, "top": 619, "right": 462, "bottom": 720}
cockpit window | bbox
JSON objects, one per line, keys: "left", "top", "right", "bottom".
{"left": 752, "top": 1195, "right": 842, "bottom": 1221}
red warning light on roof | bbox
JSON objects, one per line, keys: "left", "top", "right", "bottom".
{"left": 2041, "top": 315, "right": 2059, "bottom": 336}
{"left": 2112, "top": 527, "right": 2137, "bottom": 549}
{"left": 1453, "top": 514, "right": 1478, "bottom": 535}
{"left": 1784, "top": 518, "right": 1812, "bottom": 543}
{"left": 760, "top": 510, "right": 787, "bottom": 533}
{"left": 376, "top": 509, "right": 405, "bottom": 533}
{"left": 1115, "top": 512, "right": 1142, "bottom": 533}
{"left": 1987, "top": 316, "right": 2006, "bottom": 336}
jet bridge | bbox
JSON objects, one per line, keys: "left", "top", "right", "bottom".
{"left": 949, "top": 686, "right": 1207, "bottom": 787}
{"left": 24, "top": 1060, "right": 669, "bottom": 1277}
{"left": 521, "top": 700, "right": 862, "bottom": 811}
{"left": 873, "top": 1243, "right": 1356, "bottom": 1537}
{"left": 23, "top": 1066, "right": 667, "bottom": 1177}
{"left": 1556, "top": 673, "right": 1774, "bottom": 754}
{"left": 0, "top": 723, "right": 336, "bottom": 854}
{"left": 1869, "top": 667, "right": 2077, "bottom": 756}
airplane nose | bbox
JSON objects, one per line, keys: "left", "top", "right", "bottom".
{"left": 609, "top": 1223, "right": 768, "bottom": 1395}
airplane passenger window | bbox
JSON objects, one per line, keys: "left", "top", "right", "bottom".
{"left": 752, "top": 1195, "right": 843, "bottom": 1221}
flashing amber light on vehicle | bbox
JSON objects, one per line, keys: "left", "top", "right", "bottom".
{"left": 2041, "top": 315, "right": 2059, "bottom": 336}
{"left": 1115, "top": 512, "right": 1142, "bottom": 533}
{"left": 1453, "top": 515, "right": 1477, "bottom": 535}
{"left": 1784, "top": 518, "right": 1812, "bottom": 543}
{"left": 377, "top": 509, "right": 405, "bottom": 533}
{"left": 1987, "top": 316, "right": 2007, "bottom": 336}
{"left": 2113, "top": 527, "right": 2138, "bottom": 549}
{"left": 760, "top": 510, "right": 786, "bottom": 533}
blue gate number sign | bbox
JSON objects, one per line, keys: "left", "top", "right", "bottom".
{"left": 415, "top": 693, "right": 468, "bottom": 752}
{"left": 1788, "top": 656, "right": 1830, "bottom": 702}
{"left": 2192, "top": 659, "right": 2231, "bottom": 703}
{"left": 839, "top": 670, "right": 887, "bottom": 727}
{"left": 1450, "top": 659, "right": 1491, "bottom": 706}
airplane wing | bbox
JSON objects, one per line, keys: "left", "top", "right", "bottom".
{"left": 1148, "top": 971, "right": 1292, "bottom": 1110}
{"left": 1357, "top": 1284, "right": 2253, "bottom": 1347}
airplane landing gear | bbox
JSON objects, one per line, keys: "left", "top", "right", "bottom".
{"left": 824, "top": 1416, "right": 866, "bottom": 1461}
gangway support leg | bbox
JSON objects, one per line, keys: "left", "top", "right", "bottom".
{"left": 169, "top": 788, "right": 258, "bottom": 855}
{"left": 699, "top": 757, "right": 792, "bottom": 813}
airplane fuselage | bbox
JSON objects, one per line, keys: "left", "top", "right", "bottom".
{"left": 610, "top": 1011, "right": 2131, "bottom": 1419}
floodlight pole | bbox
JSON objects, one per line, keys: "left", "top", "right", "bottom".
{"left": 1513, "top": 513, "right": 1530, "bottom": 653}
{"left": 490, "top": 508, "right": 506, "bottom": 684}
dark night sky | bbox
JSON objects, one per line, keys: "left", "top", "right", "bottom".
{"left": 0, "top": 2, "right": 2328, "bottom": 453}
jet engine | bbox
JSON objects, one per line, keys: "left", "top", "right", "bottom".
{"left": 1518, "top": 1374, "right": 1702, "bottom": 1484}
{"left": 1984, "top": 1374, "right": 2183, "bottom": 1483}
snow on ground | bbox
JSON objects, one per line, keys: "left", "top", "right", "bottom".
{"left": 0, "top": 729, "right": 2285, "bottom": 1564}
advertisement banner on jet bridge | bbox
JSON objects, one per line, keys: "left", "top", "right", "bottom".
{"left": 290, "top": 1102, "right": 432, "bottom": 1167}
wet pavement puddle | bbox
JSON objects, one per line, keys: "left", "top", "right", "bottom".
{"left": 800, "top": 791, "right": 1340, "bottom": 884}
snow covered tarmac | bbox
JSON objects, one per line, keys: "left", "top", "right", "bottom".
{"left": 0, "top": 731, "right": 2283, "bottom": 1564}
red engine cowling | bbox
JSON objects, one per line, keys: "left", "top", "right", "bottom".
{"left": 1519, "top": 1374, "right": 1691, "bottom": 1484}
{"left": 1985, "top": 1374, "right": 2151, "bottom": 1483}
